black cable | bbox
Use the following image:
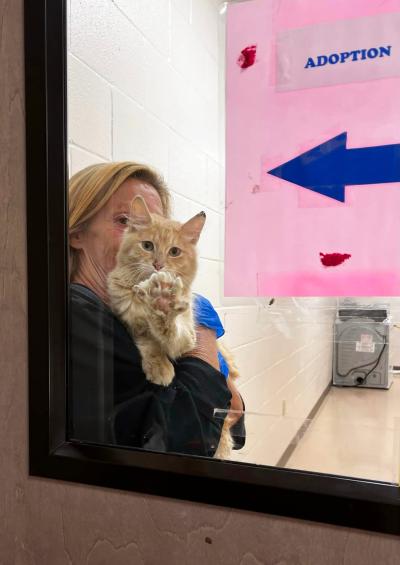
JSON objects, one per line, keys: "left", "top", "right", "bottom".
{"left": 335, "top": 338, "right": 386, "bottom": 378}
{"left": 354, "top": 342, "right": 387, "bottom": 387}
{"left": 335, "top": 320, "right": 387, "bottom": 382}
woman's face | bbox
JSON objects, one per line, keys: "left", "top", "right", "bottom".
{"left": 72, "top": 178, "right": 164, "bottom": 278}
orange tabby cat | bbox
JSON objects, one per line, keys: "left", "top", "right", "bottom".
{"left": 107, "top": 195, "right": 239, "bottom": 458}
{"left": 108, "top": 195, "right": 202, "bottom": 385}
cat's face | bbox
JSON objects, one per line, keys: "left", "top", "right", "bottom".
{"left": 116, "top": 196, "right": 205, "bottom": 288}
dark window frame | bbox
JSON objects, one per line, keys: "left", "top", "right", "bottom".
{"left": 25, "top": 0, "right": 400, "bottom": 535}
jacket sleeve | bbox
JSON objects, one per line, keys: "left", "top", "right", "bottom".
{"left": 68, "top": 289, "right": 120, "bottom": 444}
{"left": 69, "top": 286, "right": 233, "bottom": 456}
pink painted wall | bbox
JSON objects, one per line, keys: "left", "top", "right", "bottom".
{"left": 225, "top": 0, "right": 400, "bottom": 296}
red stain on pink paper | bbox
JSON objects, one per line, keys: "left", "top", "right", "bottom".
{"left": 320, "top": 252, "right": 351, "bottom": 267}
{"left": 237, "top": 45, "right": 257, "bottom": 69}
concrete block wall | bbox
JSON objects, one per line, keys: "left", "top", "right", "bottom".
{"left": 221, "top": 298, "right": 335, "bottom": 465}
{"left": 68, "top": 0, "right": 334, "bottom": 465}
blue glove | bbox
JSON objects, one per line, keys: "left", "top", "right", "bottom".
{"left": 192, "top": 293, "right": 229, "bottom": 378}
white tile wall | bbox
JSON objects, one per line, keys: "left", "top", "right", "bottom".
{"left": 205, "top": 156, "right": 223, "bottom": 212}
{"left": 70, "top": 146, "right": 107, "bottom": 177}
{"left": 172, "top": 0, "right": 192, "bottom": 22}
{"left": 144, "top": 49, "right": 177, "bottom": 130}
{"left": 193, "top": 257, "right": 221, "bottom": 306}
{"left": 113, "top": 0, "right": 171, "bottom": 57}
{"left": 68, "top": 55, "right": 112, "bottom": 159}
{"left": 191, "top": 0, "right": 219, "bottom": 59}
{"left": 168, "top": 133, "right": 209, "bottom": 205}
{"left": 70, "top": 0, "right": 147, "bottom": 105}
{"left": 112, "top": 89, "right": 170, "bottom": 174}
{"left": 171, "top": 8, "right": 218, "bottom": 103}
{"left": 171, "top": 193, "right": 221, "bottom": 261}
{"left": 68, "top": 0, "right": 334, "bottom": 466}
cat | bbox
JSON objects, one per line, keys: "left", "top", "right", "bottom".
{"left": 107, "top": 195, "right": 202, "bottom": 386}
{"left": 107, "top": 195, "right": 239, "bottom": 458}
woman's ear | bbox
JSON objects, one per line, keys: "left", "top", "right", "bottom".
{"left": 69, "top": 230, "right": 85, "bottom": 249}
{"left": 129, "top": 195, "right": 152, "bottom": 230}
{"left": 181, "top": 211, "right": 206, "bottom": 244}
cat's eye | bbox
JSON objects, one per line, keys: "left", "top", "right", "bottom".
{"left": 141, "top": 241, "right": 154, "bottom": 251}
{"left": 169, "top": 247, "right": 181, "bottom": 257}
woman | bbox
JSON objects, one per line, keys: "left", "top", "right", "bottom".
{"left": 68, "top": 162, "right": 244, "bottom": 456}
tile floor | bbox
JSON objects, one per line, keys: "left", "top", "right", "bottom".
{"left": 284, "top": 375, "right": 400, "bottom": 483}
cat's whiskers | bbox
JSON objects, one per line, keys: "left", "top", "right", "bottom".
{"left": 173, "top": 268, "right": 190, "bottom": 284}
{"left": 125, "top": 263, "right": 154, "bottom": 284}
{"left": 129, "top": 261, "right": 152, "bottom": 270}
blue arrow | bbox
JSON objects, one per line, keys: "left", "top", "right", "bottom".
{"left": 267, "top": 132, "right": 400, "bottom": 202}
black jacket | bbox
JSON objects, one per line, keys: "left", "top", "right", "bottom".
{"left": 68, "top": 283, "right": 245, "bottom": 456}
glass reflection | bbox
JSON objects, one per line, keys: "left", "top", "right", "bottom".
{"left": 67, "top": 0, "right": 400, "bottom": 485}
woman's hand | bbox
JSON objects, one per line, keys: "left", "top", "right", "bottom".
{"left": 184, "top": 325, "right": 220, "bottom": 370}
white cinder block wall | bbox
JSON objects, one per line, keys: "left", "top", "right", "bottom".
{"left": 68, "top": 0, "right": 334, "bottom": 466}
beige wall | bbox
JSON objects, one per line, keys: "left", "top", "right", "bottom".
{"left": 2, "top": 0, "right": 400, "bottom": 562}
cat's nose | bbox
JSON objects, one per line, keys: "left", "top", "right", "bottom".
{"left": 153, "top": 261, "right": 164, "bottom": 271}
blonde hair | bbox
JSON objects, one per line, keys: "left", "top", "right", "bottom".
{"left": 69, "top": 162, "right": 171, "bottom": 280}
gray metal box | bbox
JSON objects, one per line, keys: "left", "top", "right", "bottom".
{"left": 332, "top": 304, "right": 391, "bottom": 389}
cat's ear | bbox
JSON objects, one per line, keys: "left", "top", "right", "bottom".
{"left": 128, "top": 196, "right": 152, "bottom": 230}
{"left": 181, "top": 211, "right": 206, "bottom": 244}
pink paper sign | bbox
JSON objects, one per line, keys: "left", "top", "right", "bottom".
{"left": 225, "top": 0, "right": 400, "bottom": 297}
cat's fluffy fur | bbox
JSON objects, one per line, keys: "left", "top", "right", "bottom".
{"left": 107, "top": 195, "right": 239, "bottom": 458}
{"left": 212, "top": 341, "right": 240, "bottom": 459}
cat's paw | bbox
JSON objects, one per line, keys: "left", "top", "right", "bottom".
{"left": 142, "top": 355, "right": 175, "bottom": 387}
{"left": 132, "top": 284, "right": 146, "bottom": 299}
{"left": 146, "top": 271, "right": 189, "bottom": 317}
